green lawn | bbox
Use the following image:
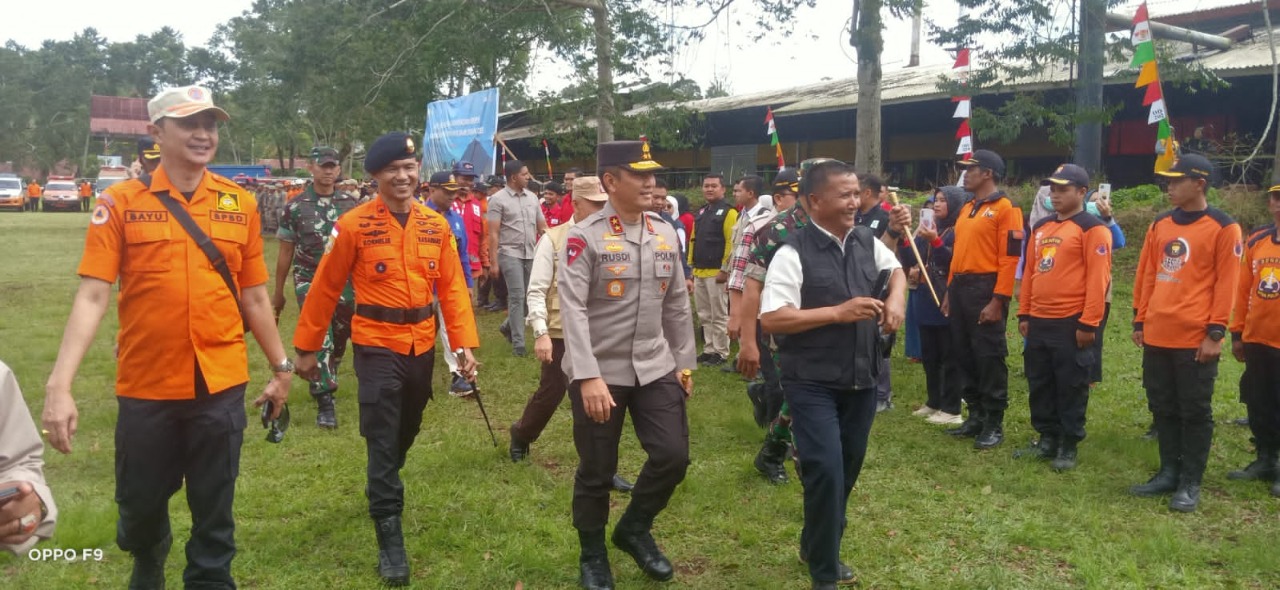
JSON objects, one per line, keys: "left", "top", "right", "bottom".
{"left": 1, "top": 211, "right": 1276, "bottom": 589}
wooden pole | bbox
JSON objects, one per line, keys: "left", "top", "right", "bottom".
{"left": 889, "top": 191, "right": 941, "bottom": 307}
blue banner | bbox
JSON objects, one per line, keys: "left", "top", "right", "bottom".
{"left": 422, "top": 88, "right": 500, "bottom": 177}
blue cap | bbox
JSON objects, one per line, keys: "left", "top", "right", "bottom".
{"left": 452, "top": 160, "right": 478, "bottom": 178}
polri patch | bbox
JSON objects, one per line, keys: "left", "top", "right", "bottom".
{"left": 566, "top": 236, "right": 587, "bottom": 265}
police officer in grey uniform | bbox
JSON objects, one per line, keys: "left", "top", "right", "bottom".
{"left": 558, "top": 141, "right": 696, "bottom": 590}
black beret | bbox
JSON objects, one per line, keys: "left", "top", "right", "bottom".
{"left": 365, "top": 132, "right": 417, "bottom": 174}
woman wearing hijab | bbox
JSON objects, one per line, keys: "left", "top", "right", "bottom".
{"left": 904, "top": 186, "right": 970, "bottom": 424}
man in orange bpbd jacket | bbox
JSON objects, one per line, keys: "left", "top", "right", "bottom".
{"left": 43, "top": 85, "right": 294, "bottom": 589}
{"left": 1129, "top": 154, "right": 1242, "bottom": 513}
{"left": 293, "top": 131, "right": 478, "bottom": 587}
{"left": 943, "top": 149, "right": 1024, "bottom": 450}
{"left": 1016, "top": 164, "right": 1112, "bottom": 472}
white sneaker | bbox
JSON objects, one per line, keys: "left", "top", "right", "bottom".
{"left": 912, "top": 406, "right": 939, "bottom": 418}
{"left": 927, "top": 411, "right": 964, "bottom": 425}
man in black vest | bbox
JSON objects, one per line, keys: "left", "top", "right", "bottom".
{"left": 689, "top": 174, "right": 739, "bottom": 365}
{"left": 761, "top": 159, "right": 905, "bottom": 590}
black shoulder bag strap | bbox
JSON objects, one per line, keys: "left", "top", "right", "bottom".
{"left": 141, "top": 174, "right": 250, "bottom": 333}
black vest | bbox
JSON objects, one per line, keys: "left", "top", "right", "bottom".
{"left": 691, "top": 200, "right": 731, "bottom": 269}
{"left": 777, "top": 223, "right": 881, "bottom": 390}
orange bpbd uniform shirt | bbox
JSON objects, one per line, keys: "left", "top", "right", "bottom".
{"left": 77, "top": 167, "right": 269, "bottom": 400}
{"left": 949, "top": 191, "right": 1024, "bottom": 298}
{"left": 294, "top": 197, "right": 479, "bottom": 355}
{"left": 27, "top": 183, "right": 40, "bottom": 197}
{"left": 78, "top": 182, "right": 92, "bottom": 197}
{"left": 1133, "top": 208, "right": 1242, "bottom": 349}
{"left": 1018, "top": 213, "right": 1113, "bottom": 329}
{"left": 1230, "top": 224, "right": 1280, "bottom": 349}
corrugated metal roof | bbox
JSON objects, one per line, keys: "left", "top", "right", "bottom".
{"left": 499, "top": 23, "right": 1278, "bottom": 138}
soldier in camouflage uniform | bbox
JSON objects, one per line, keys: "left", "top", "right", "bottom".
{"left": 743, "top": 187, "right": 812, "bottom": 481}
{"left": 272, "top": 147, "right": 359, "bottom": 428}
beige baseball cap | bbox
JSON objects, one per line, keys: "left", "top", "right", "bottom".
{"left": 147, "top": 85, "right": 230, "bottom": 123}
{"left": 572, "top": 175, "right": 608, "bottom": 202}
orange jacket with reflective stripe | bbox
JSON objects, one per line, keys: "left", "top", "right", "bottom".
{"left": 295, "top": 197, "right": 478, "bottom": 355}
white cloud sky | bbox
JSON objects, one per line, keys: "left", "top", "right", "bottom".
{"left": 4, "top": 0, "right": 1246, "bottom": 96}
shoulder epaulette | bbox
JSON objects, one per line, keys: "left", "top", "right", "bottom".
{"left": 206, "top": 172, "right": 240, "bottom": 190}
{"left": 1205, "top": 207, "right": 1237, "bottom": 228}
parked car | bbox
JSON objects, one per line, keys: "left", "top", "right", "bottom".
{"left": 42, "top": 176, "right": 80, "bottom": 212}
{"left": 95, "top": 166, "right": 130, "bottom": 193}
{"left": 0, "top": 174, "right": 24, "bottom": 211}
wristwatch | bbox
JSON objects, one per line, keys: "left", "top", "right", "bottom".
{"left": 1207, "top": 328, "right": 1226, "bottom": 342}
{"left": 887, "top": 228, "right": 904, "bottom": 239}
{"left": 270, "top": 358, "right": 296, "bottom": 374}
{"left": 534, "top": 329, "right": 549, "bottom": 339}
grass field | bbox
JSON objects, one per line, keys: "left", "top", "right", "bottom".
{"left": 1, "top": 211, "right": 1277, "bottom": 589}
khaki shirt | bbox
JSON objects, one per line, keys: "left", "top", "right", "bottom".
{"left": 557, "top": 202, "right": 696, "bottom": 386}
{"left": 527, "top": 219, "right": 573, "bottom": 339}
{"left": 0, "top": 361, "right": 58, "bottom": 554}
{"left": 486, "top": 187, "right": 544, "bottom": 259}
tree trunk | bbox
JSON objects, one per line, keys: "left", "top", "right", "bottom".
{"left": 590, "top": 3, "right": 616, "bottom": 144}
{"left": 854, "top": 0, "right": 884, "bottom": 177}
{"left": 1074, "top": 0, "right": 1106, "bottom": 175}
{"left": 908, "top": 4, "right": 922, "bottom": 68}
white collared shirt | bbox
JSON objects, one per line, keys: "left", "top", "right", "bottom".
{"left": 761, "top": 225, "right": 901, "bottom": 315}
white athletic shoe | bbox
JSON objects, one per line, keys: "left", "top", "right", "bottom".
{"left": 912, "top": 406, "right": 939, "bottom": 418}
{"left": 927, "top": 411, "right": 964, "bottom": 425}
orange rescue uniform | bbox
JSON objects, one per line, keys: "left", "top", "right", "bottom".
{"left": 1133, "top": 208, "right": 1242, "bottom": 349}
{"left": 1231, "top": 224, "right": 1280, "bottom": 349}
{"left": 77, "top": 166, "right": 268, "bottom": 399}
{"left": 26, "top": 183, "right": 40, "bottom": 198}
{"left": 294, "top": 197, "right": 478, "bottom": 355}
{"left": 78, "top": 181, "right": 93, "bottom": 197}
{"left": 949, "top": 191, "right": 1024, "bottom": 299}
{"left": 1019, "top": 213, "right": 1113, "bottom": 329}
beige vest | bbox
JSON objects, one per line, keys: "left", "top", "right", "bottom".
{"left": 544, "top": 220, "right": 573, "bottom": 339}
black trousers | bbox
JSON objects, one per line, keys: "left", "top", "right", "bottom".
{"left": 353, "top": 344, "right": 435, "bottom": 519}
{"left": 949, "top": 274, "right": 1009, "bottom": 418}
{"left": 569, "top": 374, "right": 689, "bottom": 532}
{"left": 919, "top": 324, "right": 962, "bottom": 414}
{"left": 1143, "top": 346, "right": 1218, "bottom": 484}
{"left": 1024, "top": 317, "right": 1095, "bottom": 442}
{"left": 1241, "top": 343, "right": 1280, "bottom": 451}
{"left": 784, "top": 381, "right": 876, "bottom": 584}
{"left": 1088, "top": 303, "right": 1111, "bottom": 384}
{"left": 511, "top": 338, "right": 568, "bottom": 444}
{"left": 115, "top": 373, "right": 246, "bottom": 590}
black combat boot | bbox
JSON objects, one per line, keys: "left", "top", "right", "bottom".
{"left": 755, "top": 438, "right": 790, "bottom": 484}
{"left": 128, "top": 534, "right": 171, "bottom": 590}
{"left": 1051, "top": 438, "right": 1079, "bottom": 472}
{"left": 316, "top": 393, "right": 337, "bottom": 429}
{"left": 974, "top": 412, "right": 1004, "bottom": 450}
{"left": 1131, "top": 417, "right": 1182, "bottom": 497}
{"left": 1013, "top": 434, "right": 1059, "bottom": 460}
{"left": 1170, "top": 421, "right": 1213, "bottom": 513}
{"left": 946, "top": 409, "right": 984, "bottom": 438}
{"left": 374, "top": 515, "right": 410, "bottom": 586}
{"left": 612, "top": 505, "right": 674, "bottom": 581}
{"left": 1271, "top": 453, "right": 1280, "bottom": 497}
{"left": 1226, "top": 444, "right": 1275, "bottom": 481}
{"left": 578, "top": 529, "right": 614, "bottom": 590}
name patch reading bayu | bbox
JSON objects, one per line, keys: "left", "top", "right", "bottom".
{"left": 126, "top": 210, "right": 169, "bottom": 223}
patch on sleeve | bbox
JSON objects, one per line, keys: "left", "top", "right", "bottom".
{"left": 91, "top": 204, "right": 110, "bottom": 225}
{"left": 1234, "top": 241, "right": 1244, "bottom": 257}
{"left": 566, "top": 236, "right": 587, "bottom": 265}
{"left": 324, "top": 226, "right": 339, "bottom": 255}
{"left": 1095, "top": 244, "right": 1109, "bottom": 256}
{"left": 1006, "top": 229, "right": 1024, "bottom": 256}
